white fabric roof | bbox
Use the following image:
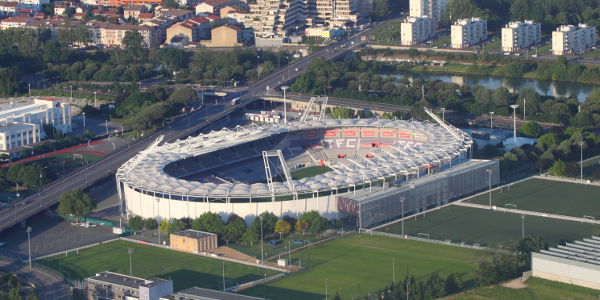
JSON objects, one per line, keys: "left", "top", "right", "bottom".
{"left": 117, "top": 119, "right": 472, "bottom": 198}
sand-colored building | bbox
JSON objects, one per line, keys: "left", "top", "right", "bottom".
{"left": 170, "top": 229, "right": 218, "bottom": 253}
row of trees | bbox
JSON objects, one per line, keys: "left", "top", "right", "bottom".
{"left": 0, "top": 163, "right": 50, "bottom": 191}
{"left": 0, "top": 272, "right": 39, "bottom": 300}
{"left": 128, "top": 210, "right": 331, "bottom": 246}
{"left": 356, "top": 272, "right": 467, "bottom": 300}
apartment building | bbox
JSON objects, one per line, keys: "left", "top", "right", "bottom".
{"left": 99, "top": 23, "right": 161, "bottom": 47}
{"left": 409, "top": 0, "right": 448, "bottom": 25}
{"left": 552, "top": 24, "right": 596, "bottom": 55}
{"left": 0, "top": 98, "right": 71, "bottom": 155}
{"left": 195, "top": 0, "right": 237, "bottom": 15}
{"left": 86, "top": 272, "right": 173, "bottom": 300}
{"left": 0, "top": 2, "right": 22, "bottom": 16}
{"left": 400, "top": 16, "right": 434, "bottom": 45}
{"left": 305, "top": 0, "right": 358, "bottom": 28}
{"left": 124, "top": 5, "right": 148, "bottom": 19}
{"left": 249, "top": 0, "right": 305, "bottom": 40}
{"left": 501, "top": 20, "right": 541, "bottom": 52}
{"left": 166, "top": 16, "right": 210, "bottom": 44}
{"left": 11, "top": 0, "right": 48, "bottom": 11}
{"left": 450, "top": 17, "right": 486, "bottom": 48}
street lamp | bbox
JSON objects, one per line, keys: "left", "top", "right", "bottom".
{"left": 94, "top": 91, "right": 97, "bottom": 108}
{"left": 257, "top": 55, "right": 260, "bottom": 81}
{"left": 521, "top": 214, "right": 525, "bottom": 238}
{"left": 580, "top": 141, "right": 584, "bottom": 182}
{"left": 260, "top": 216, "right": 264, "bottom": 263}
{"left": 156, "top": 199, "right": 161, "bottom": 245}
{"left": 441, "top": 107, "right": 445, "bottom": 122}
{"left": 486, "top": 169, "right": 492, "bottom": 208}
{"left": 523, "top": 98, "right": 526, "bottom": 119}
{"left": 82, "top": 112, "right": 86, "bottom": 136}
{"left": 28, "top": 83, "right": 31, "bottom": 97}
{"left": 70, "top": 85, "right": 73, "bottom": 101}
{"left": 26, "top": 227, "right": 32, "bottom": 268}
{"left": 489, "top": 112, "right": 494, "bottom": 130}
{"left": 128, "top": 248, "right": 134, "bottom": 275}
{"left": 281, "top": 86, "right": 289, "bottom": 124}
{"left": 401, "top": 198, "right": 404, "bottom": 237}
{"left": 510, "top": 104, "right": 519, "bottom": 142}
{"left": 222, "top": 262, "right": 226, "bottom": 291}
{"left": 105, "top": 119, "right": 109, "bottom": 141}
{"left": 325, "top": 279, "right": 328, "bottom": 300}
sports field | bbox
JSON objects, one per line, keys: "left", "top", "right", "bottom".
{"left": 243, "top": 234, "right": 480, "bottom": 300}
{"left": 446, "top": 277, "right": 600, "bottom": 300}
{"left": 381, "top": 206, "right": 599, "bottom": 247}
{"left": 38, "top": 240, "right": 278, "bottom": 291}
{"left": 467, "top": 178, "right": 600, "bottom": 219}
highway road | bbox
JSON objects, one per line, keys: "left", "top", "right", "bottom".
{"left": 0, "top": 21, "right": 390, "bottom": 233}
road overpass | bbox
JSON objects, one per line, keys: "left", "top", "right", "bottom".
{"left": 0, "top": 20, "right": 391, "bottom": 233}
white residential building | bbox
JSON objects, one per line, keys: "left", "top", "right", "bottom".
{"left": 400, "top": 16, "right": 434, "bottom": 45}
{"left": 450, "top": 17, "right": 486, "bottom": 48}
{"left": 409, "top": 0, "right": 448, "bottom": 25}
{"left": 501, "top": 20, "right": 541, "bottom": 52}
{"left": 0, "top": 98, "right": 71, "bottom": 155}
{"left": 552, "top": 24, "right": 596, "bottom": 55}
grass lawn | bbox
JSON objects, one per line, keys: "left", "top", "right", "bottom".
{"left": 243, "top": 234, "right": 481, "bottom": 300}
{"left": 381, "top": 206, "right": 599, "bottom": 248}
{"left": 446, "top": 278, "right": 600, "bottom": 300}
{"left": 291, "top": 166, "right": 333, "bottom": 180}
{"left": 466, "top": 178, "right": 600, "bottom": 219}
{"left": 38, "top": 240, "right": 278, "bottom": 291}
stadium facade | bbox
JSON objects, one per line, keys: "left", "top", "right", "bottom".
{"left": 116, "top": 118, "right": 490, "bottom": 224}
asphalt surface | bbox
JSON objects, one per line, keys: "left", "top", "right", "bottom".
{"left": 0, "top": 20, "right": 391, "bottom": 233}
{"left": 0, "top": 259, "right": 70, "bottom": 300}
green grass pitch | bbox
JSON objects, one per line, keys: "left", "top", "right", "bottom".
{"left": 290, "top": 165, "right": 333, "bottom": 180}
{"left": 381, "top": 206, "right": 599, "bottom": 248}
{"left": 467, "top": 178, "right": 600, "bottom": 219}
{"left": 38, "top": 240, "right": 279, "bottom": 291}
{"left": 243, "top": 234, "right": 480, "bottom": 300}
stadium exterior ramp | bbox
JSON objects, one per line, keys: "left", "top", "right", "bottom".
{"left": 116, "top": 119, "right": 473, "bottom": 223}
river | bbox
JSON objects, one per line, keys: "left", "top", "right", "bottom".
{"left": 392, "top": 73, "right": 597, "bottom": 103}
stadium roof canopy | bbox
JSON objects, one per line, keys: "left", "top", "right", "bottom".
{"left": 117, "top": 119, "right": 472, "bottom": 199}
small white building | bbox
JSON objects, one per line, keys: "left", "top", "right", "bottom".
{"left": 409, "top": 0, "right": 448, "bottom": 26}
{"left": 501, "top": 20, "right": 541, "bottom": 52}
{"left": 0, "top": 97, "right": 71, "bottom": 156}
{"left": 532, "top": 236, "right": 600, "bottom": 290}
{"left": 400, "top": 16, "right": 434, "bottom": 46}
{"left": 450, "top": 17, "right": 487, "bottom": 49}
{"left": 552, "top": 24, "right": 596, "bottom": 55}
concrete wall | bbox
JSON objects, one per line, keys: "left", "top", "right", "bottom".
{"left": 124, "top": 184, "right": 341, "bottom": 223}
{"left": 532, "top": 253, "right": 600, "bottom": 290}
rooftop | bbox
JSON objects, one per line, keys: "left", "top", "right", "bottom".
{"left": 165, "top": 287, "right": 265, "bottom": 300}
{"left": 172, "top": 229, "right": 217, "bottom": 239}
{"left": 87, "top": 271, "right": 171, "bottom": 289}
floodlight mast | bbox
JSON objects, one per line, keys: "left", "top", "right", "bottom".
{"left": 510, "top": 104, "right": 519, "bottom": 142}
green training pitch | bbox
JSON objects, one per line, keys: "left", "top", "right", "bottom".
{"left": 38, "top": 240, "right": 278, "bottom": 291}
{"left": 243, "top": 234, "right": 480, "bottom": 300}
{"left": 381, "top": 206, "right": 599, "bottom": 248}
{"left": 467, "top": 178, "right": 600, "bottom": 219}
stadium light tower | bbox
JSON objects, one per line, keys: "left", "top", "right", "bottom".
{"left": 486, "top": 169, "right": 493, "bottom": 208}
{"left": 510, "top": 104, "right": 519, "bottom": 142}
{"left": 489, "top": 112, "right": 494, "bottom": 130}
{"left": 521, "top": 215, "right": 525, "bottom": 238}
{"left": 128, "top": 248, "right": 134, "bottom": 275}
{"left": 281, "top": 86, "right": 289, "bottom": 125}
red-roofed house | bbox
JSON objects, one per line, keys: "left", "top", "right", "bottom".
{"left": 165, "top": 16, "right": 210, "bottom": 45}
{"left": 0, "top": 2, "right": 21, "bottom": 16}
{"left": 195, "top": 0, "right": 236, "bottom": 15}
{"left": 0, "top": 15, "right": 31, "bottom": 29}
{"left": 201, "top": 24, "right": 241, "bottom": 47}
{"left": 138, "top": 12, "right": 153, "bottom": 20}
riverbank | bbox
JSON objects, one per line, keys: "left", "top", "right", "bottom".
{"left": 360, "top": 47, "right": 600, "bottom": 88}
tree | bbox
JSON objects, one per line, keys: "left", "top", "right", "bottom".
{"left": 242, "top": 228, "right": 259, "bottom": 246}
{"left": 295, "top": 219, "right": 308, "bottom": 235}
{"left": 192, "top": 212, "right": 225, "bottom": 235}
{"left": 143, "top": 218, "right": 158, "bottom": 230}
{"left": 121, "top": 30, "right": 147, "bottom": 61}
{"left": 56, "top": 189, "right": 96, "bottom": 220}
{"left": 128, "top": 215, "right": 144, "bottom": 231}
{"left": 517, "top": 236, "right": 547, "bottom": 267}
{"left": 167, "top": 86, "right": 197, "bottom": 105}
{"left": 518, "top": 121, "right": 543, "bottom": 138}
{"left": 444, "top": 273, "right": 464, "bottom": 294}
{"left": 274, "top": 220, "right": 291, "bottom": 238}
{"left": 250, "top": 211, "right": 278, "bottom": 235}
{"left": 224, "top": 214, "right": 247, "bottom": 244}
{"left": 159, "top": 219, "right": 169, "bottom": 233}
{"left": 300, "top": 210, "right": 328, "bottom": 234}
{"left": 168, "top": 218, "right": 187, "bottom": 233}
{"left": 548, "top": 160, "right": 567, "bottom": 176}
{"left": 43, "top": 40, "right": 66, "bottom": 63}
{"left": 372, "top": 0, "right": 389, "bottom": 20}
{"left": 0, "top": 68, "right": 19, "bottom": 97}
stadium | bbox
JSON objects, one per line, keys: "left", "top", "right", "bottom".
{"left": 116, "top": 115, "right": 486, "bottom": 224}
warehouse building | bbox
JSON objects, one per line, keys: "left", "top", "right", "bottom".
{"left": 532, "top": 236, "right": 600, "bottom": 290}
{"left": 170, "top": 229, "right": 218, "bottom": 253}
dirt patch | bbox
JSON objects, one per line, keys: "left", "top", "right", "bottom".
{"left": 501, "top": 278, "right": 528, "bottom": 289}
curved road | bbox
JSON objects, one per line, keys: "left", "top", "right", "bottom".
{"left": 0, "top": 259, "right": 70, "bottom": 300}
